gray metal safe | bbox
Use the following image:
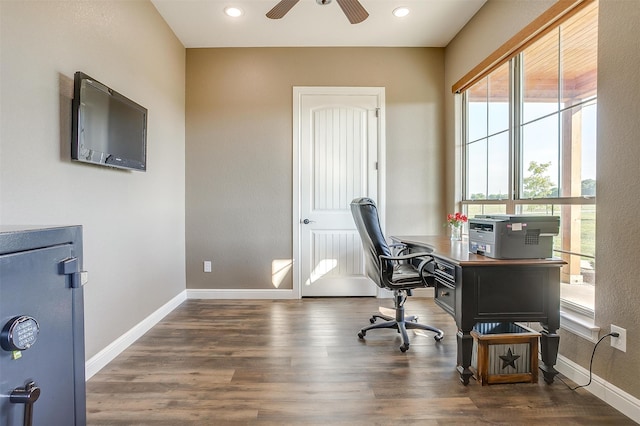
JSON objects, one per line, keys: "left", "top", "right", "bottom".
{"left": 0, "top": 226, "right": 86, "bottom": 426}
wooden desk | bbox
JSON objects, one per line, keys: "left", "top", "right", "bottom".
{"left": 392, "top": 235, "right": 565, "bottom": 385}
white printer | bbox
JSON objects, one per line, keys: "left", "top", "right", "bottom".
{"left": 468, "top": 215, "right": 560, "bottom": 259}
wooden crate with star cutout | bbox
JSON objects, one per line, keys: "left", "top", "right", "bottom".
{"left": 471, "top": 322, "right": 541, "bottom": 385}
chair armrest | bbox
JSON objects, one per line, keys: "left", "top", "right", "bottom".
{"left": 417, "top": 258, "right": 436, "bottom": 287}
{"left": 379, "top": 252, "right": 435, "bottom": 287}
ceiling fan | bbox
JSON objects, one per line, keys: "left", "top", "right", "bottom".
{"left": 266, "top": 0, "right": 369, "bottom": 25}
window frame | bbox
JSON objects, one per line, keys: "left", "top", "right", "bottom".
{"left": 457, "top": 1, "right": 598, "bottom": 338}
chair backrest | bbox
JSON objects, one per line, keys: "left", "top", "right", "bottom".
{"left": 350, "top": 197, "right": 393, "bottom": 287}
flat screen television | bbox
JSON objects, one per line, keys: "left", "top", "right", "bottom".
{"left": 71, "top": 72, "right": 147, "bottom": 171}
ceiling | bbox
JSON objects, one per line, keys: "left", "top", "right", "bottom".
{"left": 150, "top": 0, "right": 487, "bottom": 48}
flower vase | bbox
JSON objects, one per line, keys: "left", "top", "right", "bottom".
{"left": 450, "top": 225, "right": 462, "bottom": 241}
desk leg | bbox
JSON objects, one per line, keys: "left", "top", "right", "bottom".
{"left": 456, "top": 329, "right": 474, "bottom": 385}
{"left": 539, "top": 329, "right": 560, "bottom": 384}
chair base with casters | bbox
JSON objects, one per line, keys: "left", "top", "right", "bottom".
{"left": 357, "top": 289, "right": 444, "bottom": 352}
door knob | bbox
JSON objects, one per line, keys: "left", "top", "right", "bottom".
{"left": 302, "top": 219, "right": 315, "bottom": 224}
{"left": 10, "top": 381, "right": 40, "bottom": 426}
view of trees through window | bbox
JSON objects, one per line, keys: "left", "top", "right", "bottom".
{"left": 462, "top": 2, "right": 598, "bottom": 311}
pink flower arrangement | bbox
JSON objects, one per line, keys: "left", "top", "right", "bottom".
{"left": 447, "top": 212, "right": 468, "bottom": 228}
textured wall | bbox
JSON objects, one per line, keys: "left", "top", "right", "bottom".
{"left": 0, "top": 1, "right": 186, "bottom": 359}
{"left": 589, "top": 0, "right": 640, "bottom": 398}
{"left": 444, "top": 0, "right": 640, "bottom": 399}
{"left": 185, "top": 47, "right": 445, "bottom": 290}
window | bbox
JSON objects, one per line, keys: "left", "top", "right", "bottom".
{"left": 461, "top": 2, "right": 598, "bottom": 312}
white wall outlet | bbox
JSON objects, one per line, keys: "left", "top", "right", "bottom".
{"left": 610, "top": 325, "right": 626, "bottom": 352}
{"left": 203, "top": 260, "right": 212, "bottom": 273}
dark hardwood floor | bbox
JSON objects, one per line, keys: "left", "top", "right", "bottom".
{"left": 86, "top": 298, "right": 634, "bottom": 425}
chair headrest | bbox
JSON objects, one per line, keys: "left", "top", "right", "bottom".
{"left": 350, "top": 197, "right": 376, "bottom": 208}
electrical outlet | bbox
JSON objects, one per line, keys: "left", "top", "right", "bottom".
{"left": 203, "top": 260, "right": 212, "bottom": 273}
{"left": 610, "top": 325, "right": 626, "bottom": 352}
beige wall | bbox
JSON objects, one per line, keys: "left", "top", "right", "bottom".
{"left": 0, "top": 1, "right": 186, "bottom": 359}
{"left": 445, "top": 0, "right": 640, "bottom": 399}
{"left": 186, "top": 47, "right": 445, "bottom": 290}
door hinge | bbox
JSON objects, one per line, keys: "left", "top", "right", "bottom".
{"left": 375, "top": 108, "right": 380, "bottom": 118}
{"left": 375, "top": 161, "right": 378, "bottom": 170}
{"left": 59, "top": 257, "right": 88, "bottom": 288}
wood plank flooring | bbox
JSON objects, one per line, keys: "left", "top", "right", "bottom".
{"left": 86, "top": 298, "right": 635, "bottom": 425}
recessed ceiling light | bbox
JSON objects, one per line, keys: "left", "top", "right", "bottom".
{"left": 393, "top": 7, "right": 410, "bottom": 18}
{"left": 224, "top": 6, "right": 244, "bottom": 18}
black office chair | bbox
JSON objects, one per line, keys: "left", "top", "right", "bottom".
{"left": 350, "top": 197, "right": 444, "bottom": 352}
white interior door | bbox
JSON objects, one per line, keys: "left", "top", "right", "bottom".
{"left": 294, "top": 87, "right": 385, "bottom": 297}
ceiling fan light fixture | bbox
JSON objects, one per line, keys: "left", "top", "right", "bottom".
{"left": 224, "top": 6, "right": 244, "bottom": 18}
{"left": 392, "top": 7, "right": 410, "bottom": 18}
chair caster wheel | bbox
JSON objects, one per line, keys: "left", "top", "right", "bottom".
{"left": 358, "top": 331, "right": 365, "bottom": 339}
{"left": 369, "top": 317, "right": 376, "bottom": 324}
{"left": 400, "top": 344, "right": 409, "bottom": 352}
{"left": 434, "top": 334, "right": 444, "bottom": 342}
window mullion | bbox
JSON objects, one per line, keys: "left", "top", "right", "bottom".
{"left": 461, "top": 91, "right": 469, "bottom": 202}
{"left": 485, "top": 78, "right": 489, "bottom": 200}
{"left": 557, "top": 27, "right": 563, "bottom": 198}
{"left": 509, "top": 54, "right": 523, "bottom": 214}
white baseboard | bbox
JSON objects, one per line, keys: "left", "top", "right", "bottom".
{"left": 85, "top": 291, "right": 187, "bottom": 380}
{"left": 186, "top": 288, "right": 297, "bottom": 299}
{"left": 556, "top": 354, "right": 640, "bottom": 423}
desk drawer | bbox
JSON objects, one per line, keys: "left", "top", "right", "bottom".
{"left": 435, "top": 279, "right": 455, "bottom": 315}
{"left": 434, "top": 259, "right": 455, "bottom": 283}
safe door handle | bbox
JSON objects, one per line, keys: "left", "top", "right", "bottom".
{"left": 10, "top": 381, "right": 40, "bottom": 426}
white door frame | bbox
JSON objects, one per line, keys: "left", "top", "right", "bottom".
{"left": 292, "top": 86, "right": 386, "bottom": 299}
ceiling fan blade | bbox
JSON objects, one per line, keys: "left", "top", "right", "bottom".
{"left": 336, "top": 0, "right": 369, "bottom": 24}
{"left": 266, "top": 0, "right": 301, "bottom": 19}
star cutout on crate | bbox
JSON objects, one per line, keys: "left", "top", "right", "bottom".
{"left": 499, "top": 348, "right": 521, "bottom": 370}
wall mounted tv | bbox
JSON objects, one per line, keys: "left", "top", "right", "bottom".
{"left": 71, "top": 72, "right": 147, "bottom": 171}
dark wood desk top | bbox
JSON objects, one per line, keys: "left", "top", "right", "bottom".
{"left": 391, "top": 235, "right": 566, "bottom": 267}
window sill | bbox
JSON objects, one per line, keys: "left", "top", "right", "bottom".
{"left": 560, "top": 305, "right": 600, "bottom": 342}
